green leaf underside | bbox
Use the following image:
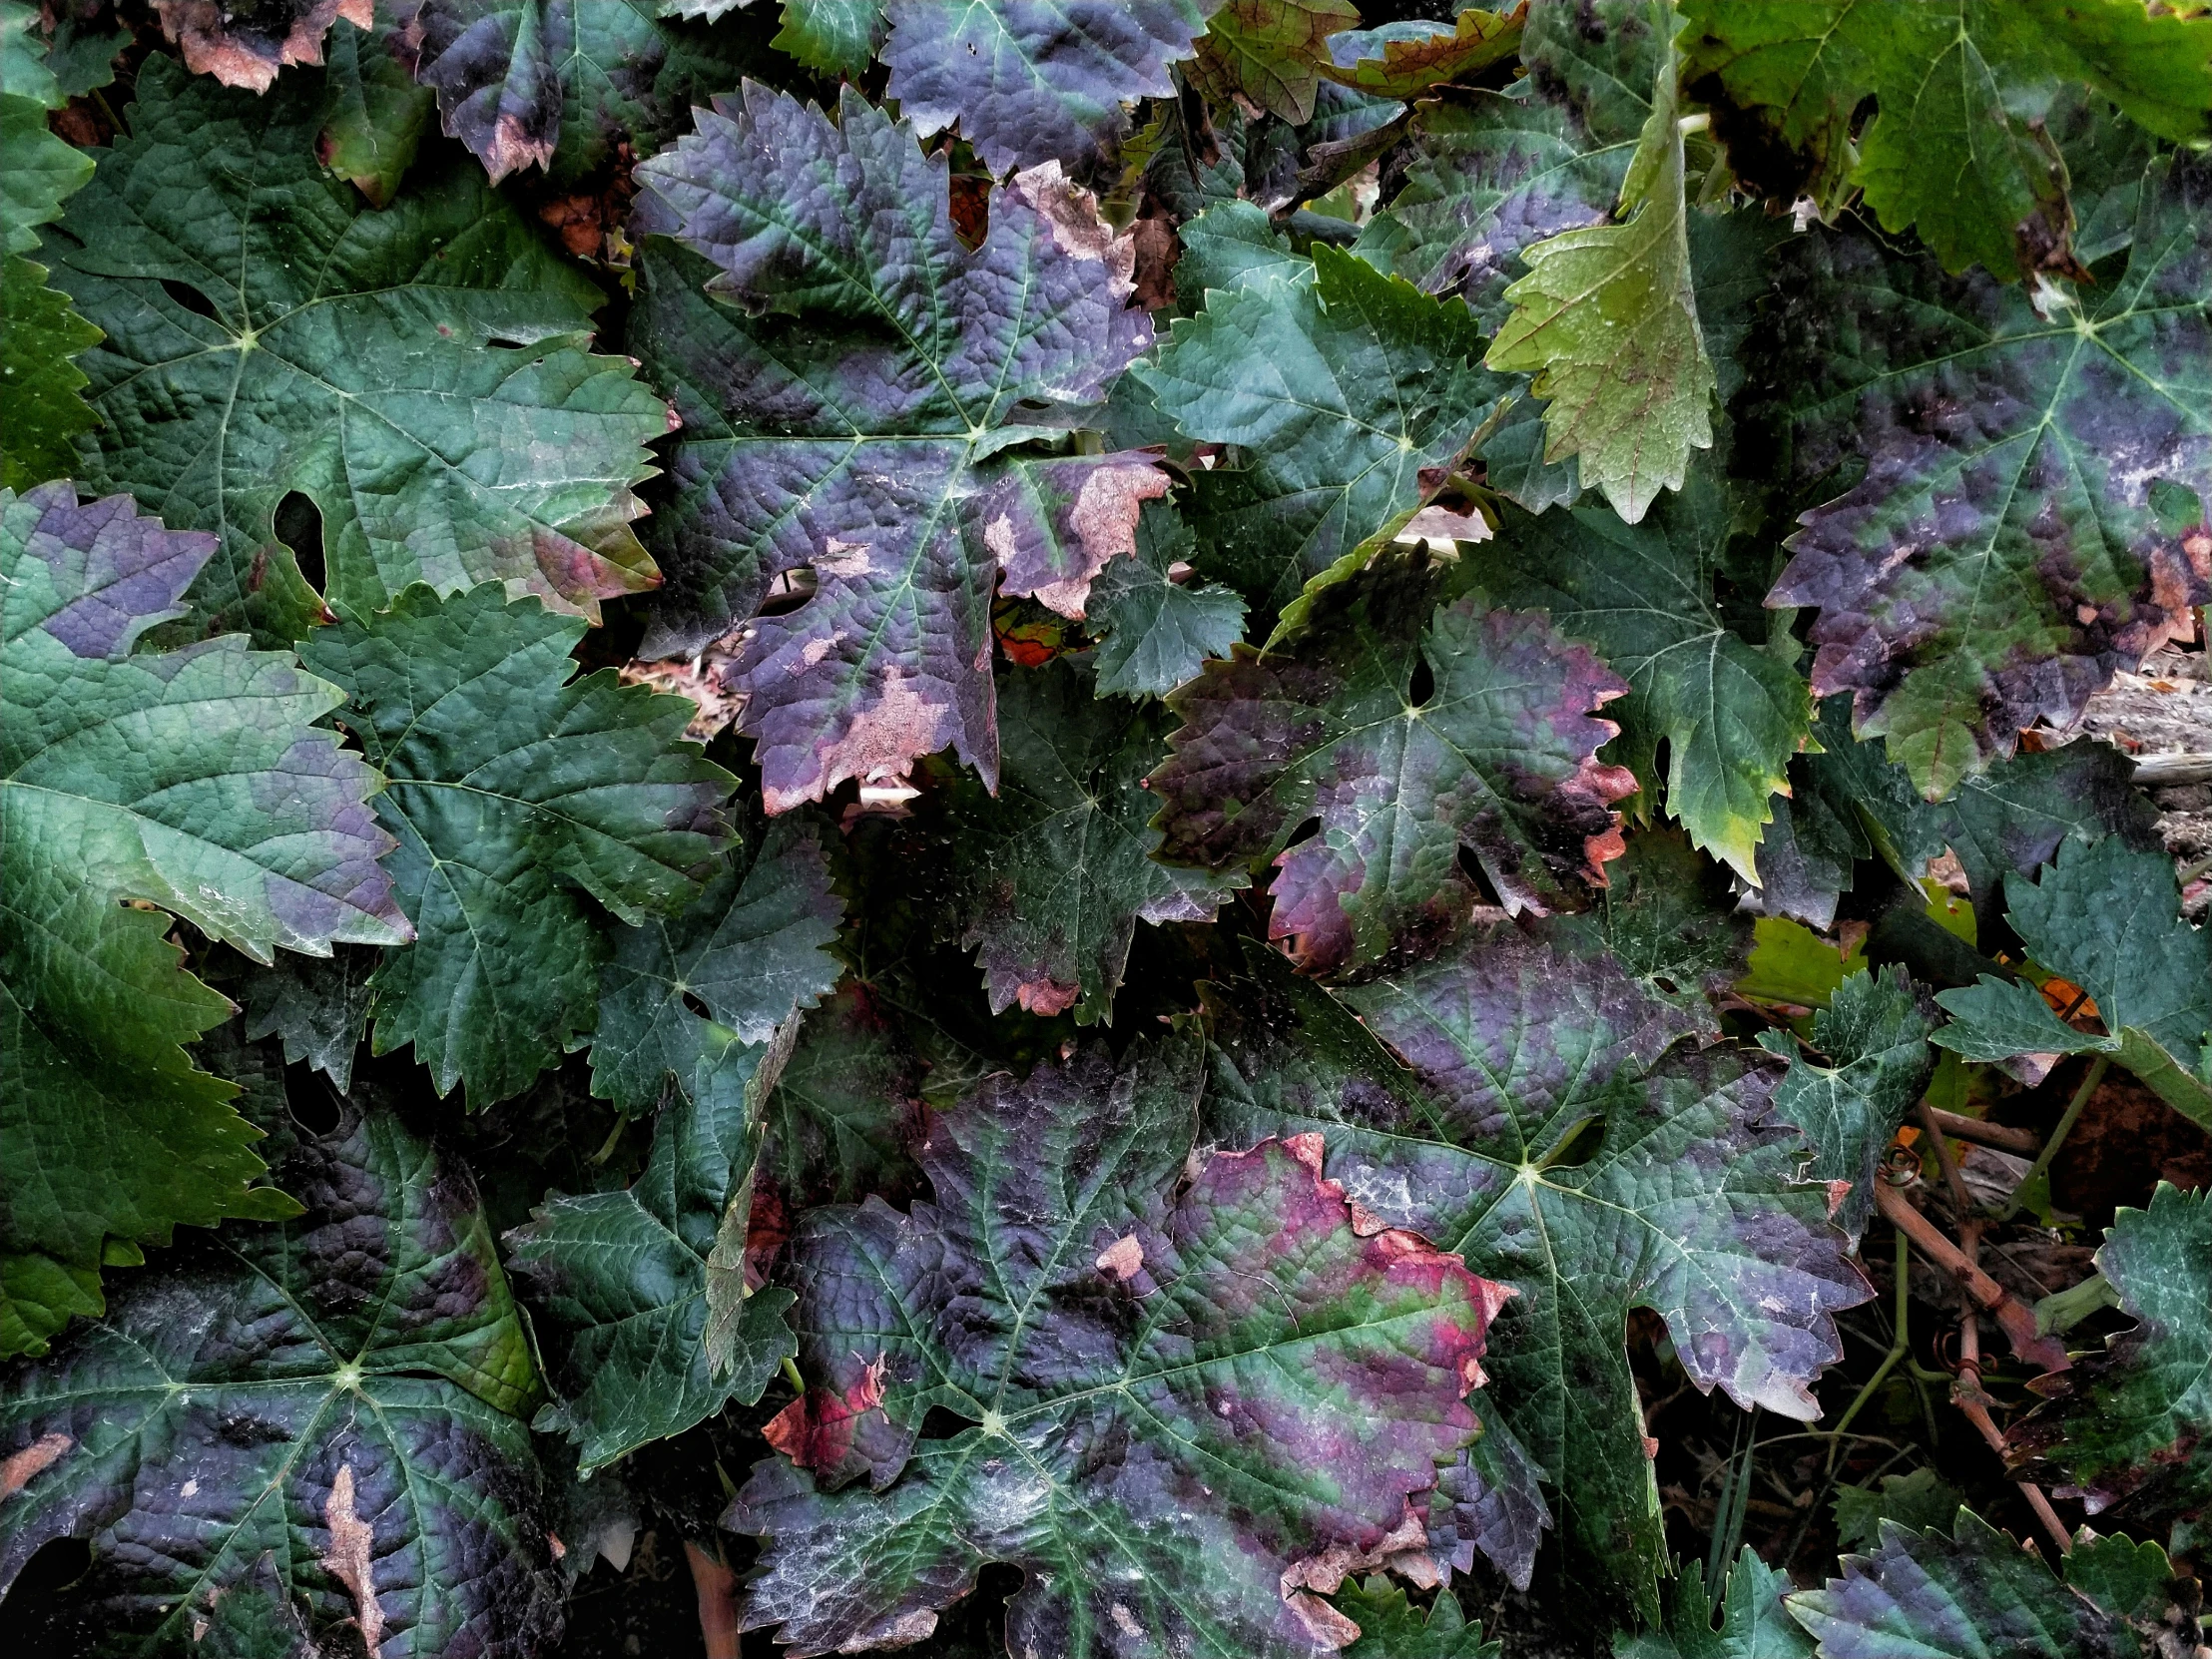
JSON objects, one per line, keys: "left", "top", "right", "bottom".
{"left": 2, "top": 481, "right": 402, "bottom": 1356}
{"left": 1085, "top": 499, "right": 1248, "bottom": 699}
{"left": 1189, "top": 0, "right": 1361, "bottom": 126}
{"left": 1149, "top": 552, "right": 1636, "bottom": 974}
{"left": 1935, "top": 838, "right": 2212, "bottom": 1130}
{"left": 296, "top": 583, "right": 736, "bottom": 1107}
{"left": 509, "top": 1029, "right": 799, "bottom": 1472}
{"left": 2008, "top": 1182, "right": 2212, "bottom": 1528}
{"left": 733, "top": 1039, "right": 1507, "bottom": 1658}
{"left": 631, "top": 81, "right": 1165, "bottom": 808}
{"left": 49, "top": 55, "right": 670, "bottom": 647}
{"left": 1617, "top": 1545, "right": 1813, "bottom": 1659}
{"left": 0, "top": 254, "right": 102, "bottom": 494}
{"left": 1208, "top": 932, "right": 1868, "bottom": 1619}
{"left": 1762, "top": 155, "right": 2212, "bottom": 800}
{"left": 945, "top": 653, "right": 1242, "bottom": 1023}
{"left": 0, "top": 1108, "right": 560, "bottom": 1656}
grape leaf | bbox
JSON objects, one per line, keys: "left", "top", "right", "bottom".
{"left": 630, "top": 82, "right": 1165, "bottom": 807}
{"left": 1484, "top": 17, "right": 1715, "bottom": 524}
{"left": 1678, "top": 0, "right": 2212, "bottom": 278}
{"left": 2008, "top": 1182, "right": 2212, "bottom": 1529}
{"left": 0, "top": 256, "right": 101, "bottom": 493}
{"left": 730, "top": 1038, "right": 1509, "bottom": 1657}
{"left": 2, "top": 482, "right": 405, "bottom": 1356}
{"left": 943, "top": 653, "right": 1241, "bottom": 1023}
{"left": 317, "top": 10, "right": 437, "bottom": 206}
{"left": 1188, "top": 0, "right": 1359, "bottom": 125}
{"left": 295, "top": 582, "right": 737, "bottom": 1106}
{"left": 1617, "top": 1545, "right": 1813, "bottom": 1659}
{"left": 508, "top": 1029, "right": 799, "bottom": 1473}
{"left": 1761, "top": 155, "right": 2212, "bottom": 800}
{"left": 1085, "top": 499, "right": 1248, "bottom": 698}
{"left": 881, "top": 0, "right": 1221, "bottom": 175}
{"left": 1759, "top": 965, "right": 1935, "bottom": 1245}
{"left": 1934, "top": 838, "right": 2212, "bottom": 1131}
{"left": 150, "top": 0, "right": 369, "bottom": 91}
{"left": 1831, "top": 1468, "right": 1964, "bottom": 1552}
{"left": 1134, "top": 241, "right": 1508, "bottom": 626}
{"left": 0, "top": 1105, "right": 562, "bottom": 1657}
{"left": 0, "top": 90, "right": 91, "bottom": 260}
{"left": 1149, "top": 553, "right": 1635, "bottom": 973}
{"left": 391, "top": 0, "right": 770, "bottom": 183}
{"left": 1320, "top": 7, "right": 1525, "bottom": 100}
{"left": 1336, "top": 1576, "right": 1499, "bottom": 1659}
{"left": 1786, "top": 1507, "right": 2198, "bottom": 1659}
{"left": 48, "top": 55, "right": 671, "bottom": 646}
{"left": 589, "top": 809, "right": 843, "bottom": 1115}
{"left": 1208, "top": 933, "right": 1870, "bottom": 1618}
{"left": 770, "top": 0, "right": 886, "bottom": 76}
{"left": 242, "top": 944, "right": 380, "bottom": 1094}
{"left": 760, "top": 980, "right": 925, "bottom": 1208}
{"left": 1474, "top": 458, "right": 1810, "bottom": 881}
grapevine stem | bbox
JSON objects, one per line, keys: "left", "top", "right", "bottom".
{"left": 1953, "top": 1228, "right": 2073, "bottom": 1556}
{"left": 782, "top": 1356, "right": 806, "bottom": 1396}
{"left": 1996, "top": 1055, "right": 2108, "bottom": 1224}
{"left": 1875, "top": 1183, "right": 2071, "bottom": 1373}
{"left": 684, "top": 1540, "right": 743, "bottom": 1659}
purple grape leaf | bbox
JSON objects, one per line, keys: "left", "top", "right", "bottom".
{"left": 151, "top": 0, "right": 369, "bottom": 92}
{"left": 729, "top": 1039, "right": 1510, "bottom": 1657}
{"left": 2008, "top": 1182, "right": 2212, "bottom": 1532}
{"left": 630, "top": 82, "right": 1166, "bottom": 809}
{"left": 1149, "top": 553, "right": 1636, "bottom": 974}
{"left": 880, "top": 0, "right": 1224, "bottom": 176}
{"left": 1207, "top": 933, "right": 1869, "bottom": 1619}
{"left": 2, "top": 483, "right": 405, "bottom": 1356}
{"left": 0, "top": 1106, "right": 562, "bottom": 1657}
{"left": 1762, "top": 154, "right": 2212, "bottom": 800}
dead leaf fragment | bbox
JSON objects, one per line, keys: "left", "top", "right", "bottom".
{"left": 321, "top": 1462, "right": 384, "bottom": 1657}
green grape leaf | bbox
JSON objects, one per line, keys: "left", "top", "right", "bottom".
{"left": 770, "top": 0, "right": 886, "bottom": 76}
{"left": 2, "top": 482, "right": 405, "bottom": 1355}
{"left": 0, "top": 92, "right": 91, "bottom": 258}
{"left": 1086, "top": 499, "right": 1248, "bottom": 699}
{"left": 1935, "top": 838, "right": 2212, "bottom": 1131}
{"left": 149, "top": 0, "right": 369, "bottom": 92}
{"left": 1150, "top": 554, "right": 1635, "bottom": 973}
{"left": 1475, "top": 458, "right": 1810, "bottom": 881}
{"left": 48, "top": 55, "right": 670, "bottom": 646}
{"left": 391, "top": 0, "right": 773, "bottom": 183}
{"left": 943, "top": 653, "right": 1241, "bottom": 1023}
{"left": 508, "top": 1029, "right": 799, "bottom": 1473}
{"left": 1189, "top": 0, "right": 1360, "bottom": 125}
{"left": 760, "top": 980, "right": 925, "bottom": 1208}
{"left": 1320, "top": 8, "right": 1525, "bottom": 100}
{"left": 2008, "top": 1182, "right": 2212, "bottom": 1530}
{"left": 1484, "top": 20, "right": 1715, "bottom": 525}
{"left": 317, "top": 10, "right": 437, "bottom": 205}
{"left": 1761, "top": 156, "right": 2212, "bottom": 799}
{"left": 732, "top": 1038, "right": 1509, "bottom": 1657}
{"left": 1337, "top": 1576, "right": 1500, "bottom": 1659}
{"left": 1830, "top": 1468, "right": 1964, "bottom": 1552}
{"left": 1134, "top": 242, "right": 1508, "bottom": 627}
{"left": 882, "top": 0, "right": 1222, "bottom": 173}
{"left": 0, "top": 255, "right": 101, "bottom": 492}
{"left": 1208, "top": 934, "right": 1870, "bottom": 1619}
{"left": 242, "top": 944, "right": 380, "bottom": 1094}
{"left": 296, "top": 583, "right": 737, "bottom": 1107}
{"left": 1759, "top": 965, "right": 1935, "bottom": 1245}
{"left": 1678, "top": 0, "right": 2212, "bottom": 278}
{"left": 1551, "top": 826, "right": 1751, "bottom": 1034}
{"left": 0, "top": 1105, "right": 562, "bottom": 1656}
{"left": 1787, "top": 1506, "right": 2196, "bottom": 1658}
{"left": 630, "top": 83, "right": 1167, "bottom": 807}
{"left": 1616, "top": 1545, "right": 1813, "bottom": 1659}
{"left": 589, "top": 810, "right": 844, "bottom": 1115}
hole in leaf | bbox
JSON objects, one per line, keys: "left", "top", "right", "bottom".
{"left": 916, "top": 1404, "right": 974, "bottom": 1442}
{"left": 681, "top": 991, "right": 712, "bottom": 1021}
{"left": 1406, "top": 654, "right": 1435, "bottom": 708}
{"left": 1543, "top": 1113, "right": 1607, "bottom": 1169}
{"left": 0, "top": 1535, "right": 94, "bottom": 1654}
{"left": 1283, "top": 816, "right": 1322, "bottom": 849}
{"left": 288, "top": 1077, "right": 342, "bottom": 1138}
{"left": 274, "top": 491, "right": 324, "bottom": 591}
{"left": 159, "top": 277, "right": 218, "bottom": 319}
{"left": 761, "top": 567, "right": 818, "bottom": 616}
{"left": 1455, "top": 842, "right": 1502, "bottom": 907}
{"left": 484, "top": 336, "right": 528, "bottom": 350}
